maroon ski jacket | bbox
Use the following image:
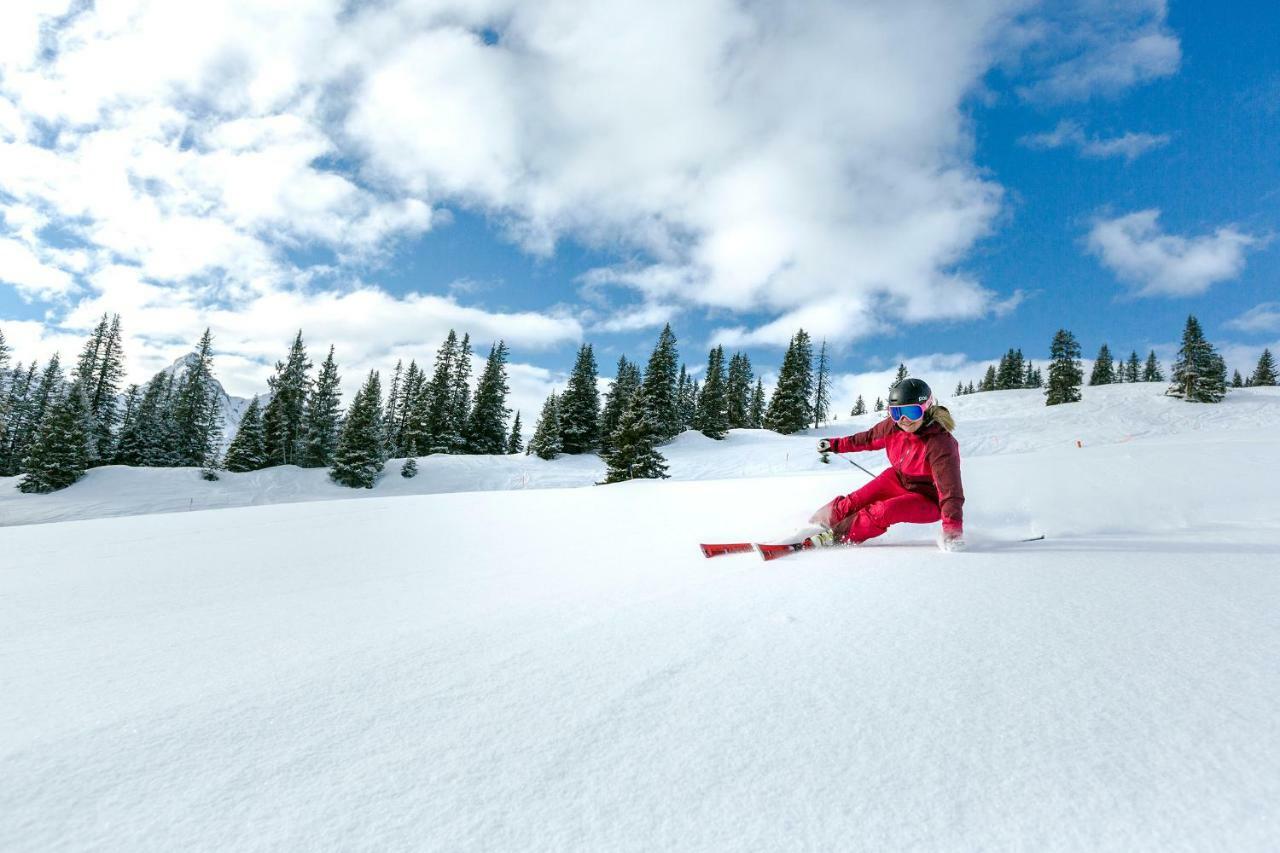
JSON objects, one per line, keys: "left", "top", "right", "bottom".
{"left": 829, "top": 417, "right": 965, "bottom": 533}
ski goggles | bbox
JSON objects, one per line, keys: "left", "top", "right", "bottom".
{"left": 888, "top": 398, "right": 931, "bottom": 422}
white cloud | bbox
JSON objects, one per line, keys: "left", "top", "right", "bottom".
{"left": 1086, "top": 210, "right": 1263, "bottom": 298}
{"left": 1227, "top": 303, "right": 1280, "bottom": 334}
{"left": 0, "top": 237, "right": 77, "bottom": 299}
{"left": 827, "top": 352, "right": 1009, "bottom": 422}
{"left": 1020, "top": 120, "right": 1169, "bottom": 161}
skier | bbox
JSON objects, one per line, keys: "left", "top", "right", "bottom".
{"left": 807, "top": 378, "right": 966, "bottom": 552}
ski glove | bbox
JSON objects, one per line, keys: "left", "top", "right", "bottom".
{"left": 940, "top": 526, "right": 966, "bottom": 553}
{"left": 817, "top": 438, "right": 834, "bottom": 453}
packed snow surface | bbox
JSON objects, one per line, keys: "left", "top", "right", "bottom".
{"left": 2, "top": 384, "right": 1279, "bottom": 850}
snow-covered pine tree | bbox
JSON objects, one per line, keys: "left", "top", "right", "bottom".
{"left": 600, "top": 356, "right": 641, "bottom": 457}
{"left": 954, "top": 382, "right": 964, "bottom": 396}
{"left": 603, "top": 386, "right": 668, "bottom": 483}
{"left": 852, "top": 395, "right": 867, "bottom": 415}
{"left": 446, "top": 333, "right": 473, "bottom": 454}
{"left": 725, "top": 352, "right": 753, "bottom": 429}
{"left": 1046, "top": 329, "right": 1083, "bottom": 405}
{"left": 72, "top": 313, "right": 126, "bottom": 464}
{"left": 527, "top": 391, "right": 562, "bottom": 460}
{"left": 466, "top": 341, "right": 512, "bottom": 454}
{"left": 114, "top": 383, "right": 140, "bottom": 456}
{"left": 997, "top": 349, "right": 1025, "bottom": 390}
{"left": 980, "top": 364, "right": 997, "bottom": 392}
{"left": 688, "top": 379, "right": 700, "bottom": 427}
{"left": 1168, "top": 315, "right": 1226, "bottom": 403}
{"left": 894, "top": 363, "right": 908, "bottom": 383}
{"left": 424, "top": 330, "right": 460, "bottom": 455}
{"left": 18, "top": 381, "right": 90, "bottom": 493}
{"left": 874, "top": 396, "right": 884, "bottom": 412}
{"left": 224, "top": 396, "right": 268, "bottom": 472}
{"left": 558, "top": 343, "right": 600, "bottom": 454}
{"left": 302, "top": 345, "right": 342, "bottom": 468}
{"left": 330, "top": 370, "right": 385, "bottom": 488}
{"left": 812, "top": 341, "right": 831, "bottom": 428}
{"left": 1143, "top": 351, "right": 1164, "bottom": 382}
{"left": 260, "top": 331, "right": 312, "bottom": 466}
{"left": 1, "top": 361, "right": 35, "bottom": 475}
{"left": 398, "top": 360, "right": 429, "bottom": 456}
{"left": 1251, "top": 348, "right": 1277, "bottom": 386}
{"left": 640, "top": 324, "right": 681, "bottom": 441}
{"left": 965, "top": 380, "right": 976, "bottom": 394}
{"left": 1232, "top": 370, "right": 1244, "bottom": 388}
{"left": 506, "top": 410, "right": 524, "bottom": 454}
{"left": 0, "top": 331, "right": 12, "bottom": 469}
{"left": 383, "top": 359, "right": 404, "bottom": 457}
{"left": 171, "top": 329, "right": 223, "bottom": 469}
{"left": 694, "top": 345, "right": 729, "bottom": 439}
{"left": 1089, "top": 343, "right": 1114, "bottom": 385}
{"left": 9, "top": 356, "right": 68, "bottom": 474}
{"left": 764, "top": 329, "right": 813, "bottom": 434}
{"left": 401, "top": 457, "right": 418, "bottom": 478}
{"left": 113, "top": 371, "right": 164, "bottom": 466}
{"left": 748, "top": 378, "right": 765, "bottom": 428}
{"left": 675, "top": 364, "right": 695, "bottom": 430}
{"left": 1124, "top": 351, "right": 1141, "bottom": 383}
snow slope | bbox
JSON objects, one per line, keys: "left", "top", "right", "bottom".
{"left": 2, "top": 384, "right": 1279, "bottom": 850}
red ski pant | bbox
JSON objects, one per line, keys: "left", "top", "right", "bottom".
{"left": 809, "top": 469, "right": 941, "bottom": 544}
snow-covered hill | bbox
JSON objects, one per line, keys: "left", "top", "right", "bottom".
{"left": 2, "top": 383, "right": 1279, "bottom": 850}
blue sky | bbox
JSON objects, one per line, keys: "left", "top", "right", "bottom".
{"left": 0, "top": 1, "right": 1276, "bottom": 417}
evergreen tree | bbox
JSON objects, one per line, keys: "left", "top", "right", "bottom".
{"left": 1143, "top": 351, "right": 1164, "bottom": 382}
{"left": 114, "top": 384, "right": 140, "bottom": 459}
{"left": 1125, "top": 351, "right": 1141, "bottom": 383}
{"left": 383, "top": 360, "right": 404, "bottom": 457}
{"left": 1168, "top": 315, "right": 1226, "bottom": 403}
{"left": 424, "top": 330, "right": 460, "bottom": 454}
{"left": 874, "top": 397, "right": 884, "bottom": 412}
{"left": 261, "top": 331, "right": 312, "bottom": 466}
{"left": 601, "top": 357, "right": 641, "bottom": 457}
{"left": 6, "top": 356, "right": 68, "bottom": 472}
{"left": 980, "top": 364, "right": 997, "bottom": 392}
{"left": 1089, "top": 344, "right": 1115, "bottom": 385}
{"left": 997, "top": 349, "right": 1025, "bottom": 390}
{"left": 401, "top": 458, "right": 418, "bottom": 478}
{"left": 852, "top": 395, "right": 867, "bottom": 416}
{"left": 954, "top": 382, "right": 964, "bottom": 397}
{"left": 1250, "top": 348, "right": 1277, "bottom": 386}
{"left": 965, "top": 381, "right": 976, "bottom": 395}
{"left": 330, "top": 371, "right": 385, "bottom": 488}
{"left": 1231, "top": 369, "right": 1244, "bottom": 388}
{"left": 171, "top": 329, "right": 223, "bottom": 469}
{"left": 506, "top": 411, "right": 524, "bottom": 454}
{"left": 528, "top": 391, "right": 563, "bottom": 460}
{"left": 1045, "top": 329, "right": 1083, "bottom": 406}
{"left": 0, "top": 330, "right": 10, "bottom": 463}
{"left": 73, "top": 313, "right": 126, "bottom": 463}
{"left": 748, "top": 378, "right": 765, "bottom": 428}
{"left": 639, "top": 324, "right": 680, "bottom": 441}
{"left": 399, "top": 360, "right": 430, "bottom": 456}
{"left": 466, "top": 341, "right": 512, "bottom": 454}
{"left": 0, "top": 361, "right": 37, "bottom": 475}
{"left": 725, "top": 352, "right": 753, "bottom": 429}
{"left": 302, "top": 345, "right": 342, "bottom": 468}
{"left": 694, "top": 345, "right": 729, "bottom": 439}
{"left": 764, "top": 329, "right": 813, "bottom": 434}
{"left": 675, "top": 364, "right": 696, "bottom": 430}
{"left": 559, "top": 343, "right": 601, "bottom": 454}
{"left": 447, "top": 333, "right": 473, "bottom": 454}
{"left": 812, "top": 341, "right": 831, "bottom": 428}
{"left": 603, "top": 387, "right": 669, "bottom": 483}
{"left": 224, "top": 396, "right": 268, "bottom": 472}
{"left": 113, "top": 371, "right": 169, "bottom": 467}
{"left": 18, "top": 382, "right": 90, "bottom": 493}
{"left": 893, "top": 363, "right": 908, "bottom": 383}
{"left": 688, "top": 379, "right": 700, "bottom": 427}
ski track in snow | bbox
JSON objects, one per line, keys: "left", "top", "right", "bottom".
{"left": 2, "top": 384, "right": 1280, "bottom": 851}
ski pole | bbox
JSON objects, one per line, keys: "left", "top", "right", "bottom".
{"left": 820, "top": 450, "right": 876, "bottom": 480}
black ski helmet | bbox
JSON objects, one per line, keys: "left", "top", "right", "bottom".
{"left": 888, "top": 378, "right": 932, "bottom": 406}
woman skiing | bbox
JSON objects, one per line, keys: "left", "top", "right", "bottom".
{"left": 807, "top": 378, "right": 966, "bottom": 552}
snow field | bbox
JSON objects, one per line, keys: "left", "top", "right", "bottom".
{"left": 2, "top": 383, "right": 1280, "bottom": 850}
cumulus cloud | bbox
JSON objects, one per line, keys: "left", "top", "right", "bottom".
{"left": 1086, "top": 210, "right": 1262, "bottom": 298}
{"left": 1020, "top": 120, "right": 1170, "bottom": 161}
{"left": 1227, "top": 303, "right": 1280, "bottom": 334}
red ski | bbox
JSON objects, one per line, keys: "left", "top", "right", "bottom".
{"left": 699, "top": 542, "right": 755, "bottom": 558}
{"left": 754, "top": 541, "right": 826, "bottom": 561}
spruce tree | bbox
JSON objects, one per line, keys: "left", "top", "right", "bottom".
{"left": 965, "top": 381, "right": 976, "bottom": 395}
{"left": 954, "top": 382, "right": 964, "bottom": 397}
{"left": 400, "top": 360, "right": 431, "bottom": 456}
{"left": 1143, "top": 351, "right": 1164, "bottom": 382}
{"left": 559, "top": 343, "right": 601, "bottom": 454}
{"left": 1125, "top": 351, "right": 1141, "bottom": 383}
{"left": 506, "top": 411, "right": 524, "bottom": 454}
{"left": 1232, "top": 370, "right": 1244, "bottom": 388}
{"left": 384, "top": 359, "right": 404, "bottom": 457}
{"left": 980, "top": 364, "right": 997, "bottom": 392}
{"left": 764, "top": 329, "right": 813, "bottom": 434}
{"left": 224, "top": 396, "right": 268, "bottom": 472}
{"left": 1, "top": 361, "right": 37, "bottom": 475}
{"left": 18, "top": 382, "right": 90, "bottom": 493}
{"left": 600, "top": 357, "right": 641, "bottom": 457}
{"left": 874, "top": 397, "right": 884, "bottom": 412}
{"left": 1089, "top": 344, "right": 1114, "bottom": 385}
{"left": 1168, "top": 315, "right": 1226, "bottom": 403}
{"left": 425, "top": 330, "right": 460, "bottom": 454}
{"left": 466, "top": 341, "right": 512, "bottom": 454}
{"left": 302, "top": 345, "right": 342, "bottom": 467}
{"left": 171, "top": 329, "right": 223, "bottom": 469}
{"left": 262, "top": 331, "right": 312, "bottom": 466}
{"left": 812, "top": 341, "right": 831, "bottom": 428}
{"left": 694, "top": 345, "right": 729, "bottom": 439}
{"left": 1250, "top": 349, "right": 1277, "bottom": 386}
{"left": 528, "top": 391, "right": 563, "bottom": 460}
{"left": 639, "top": 324, "right": 680, "bottom": 441}
{"left": 893, "top": 363, "right": 908, "bottom": 383}
{"left": 748, "top": 378, "right": 765, "bottom": 428}
{"left": 113, "top": 371, "right": 166, "bottom": 466}
{"left": 330, "top": 370, "right": 385, "bottom": 488}
{"left": 447, "top": 332, "right": 473, "bottom": 454}
{"left": 7, "top": 356, "right": 67, "bottom": 472}
{"left": 401, "top": 458, "right": 418, "bottom": 478}
{"left": 725, "top": 353, "right": 753, "bottom": 429}
{"left": 675, "top": 364, "right": 696, "bottom": 430}
{"left": 1045, "top": 329, "right": 1083, "bottom": 406}
{"left": 0, "top": 330, "right": 9, "bottom": 462}
{"left": 851, "top": 395, "right": 867, "bottom": 416}
{"left": 73, "top": 313, "right": 126, "bottom": 464}
{"left": 603, "top": 387, "right": 669, "bottom": 483}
